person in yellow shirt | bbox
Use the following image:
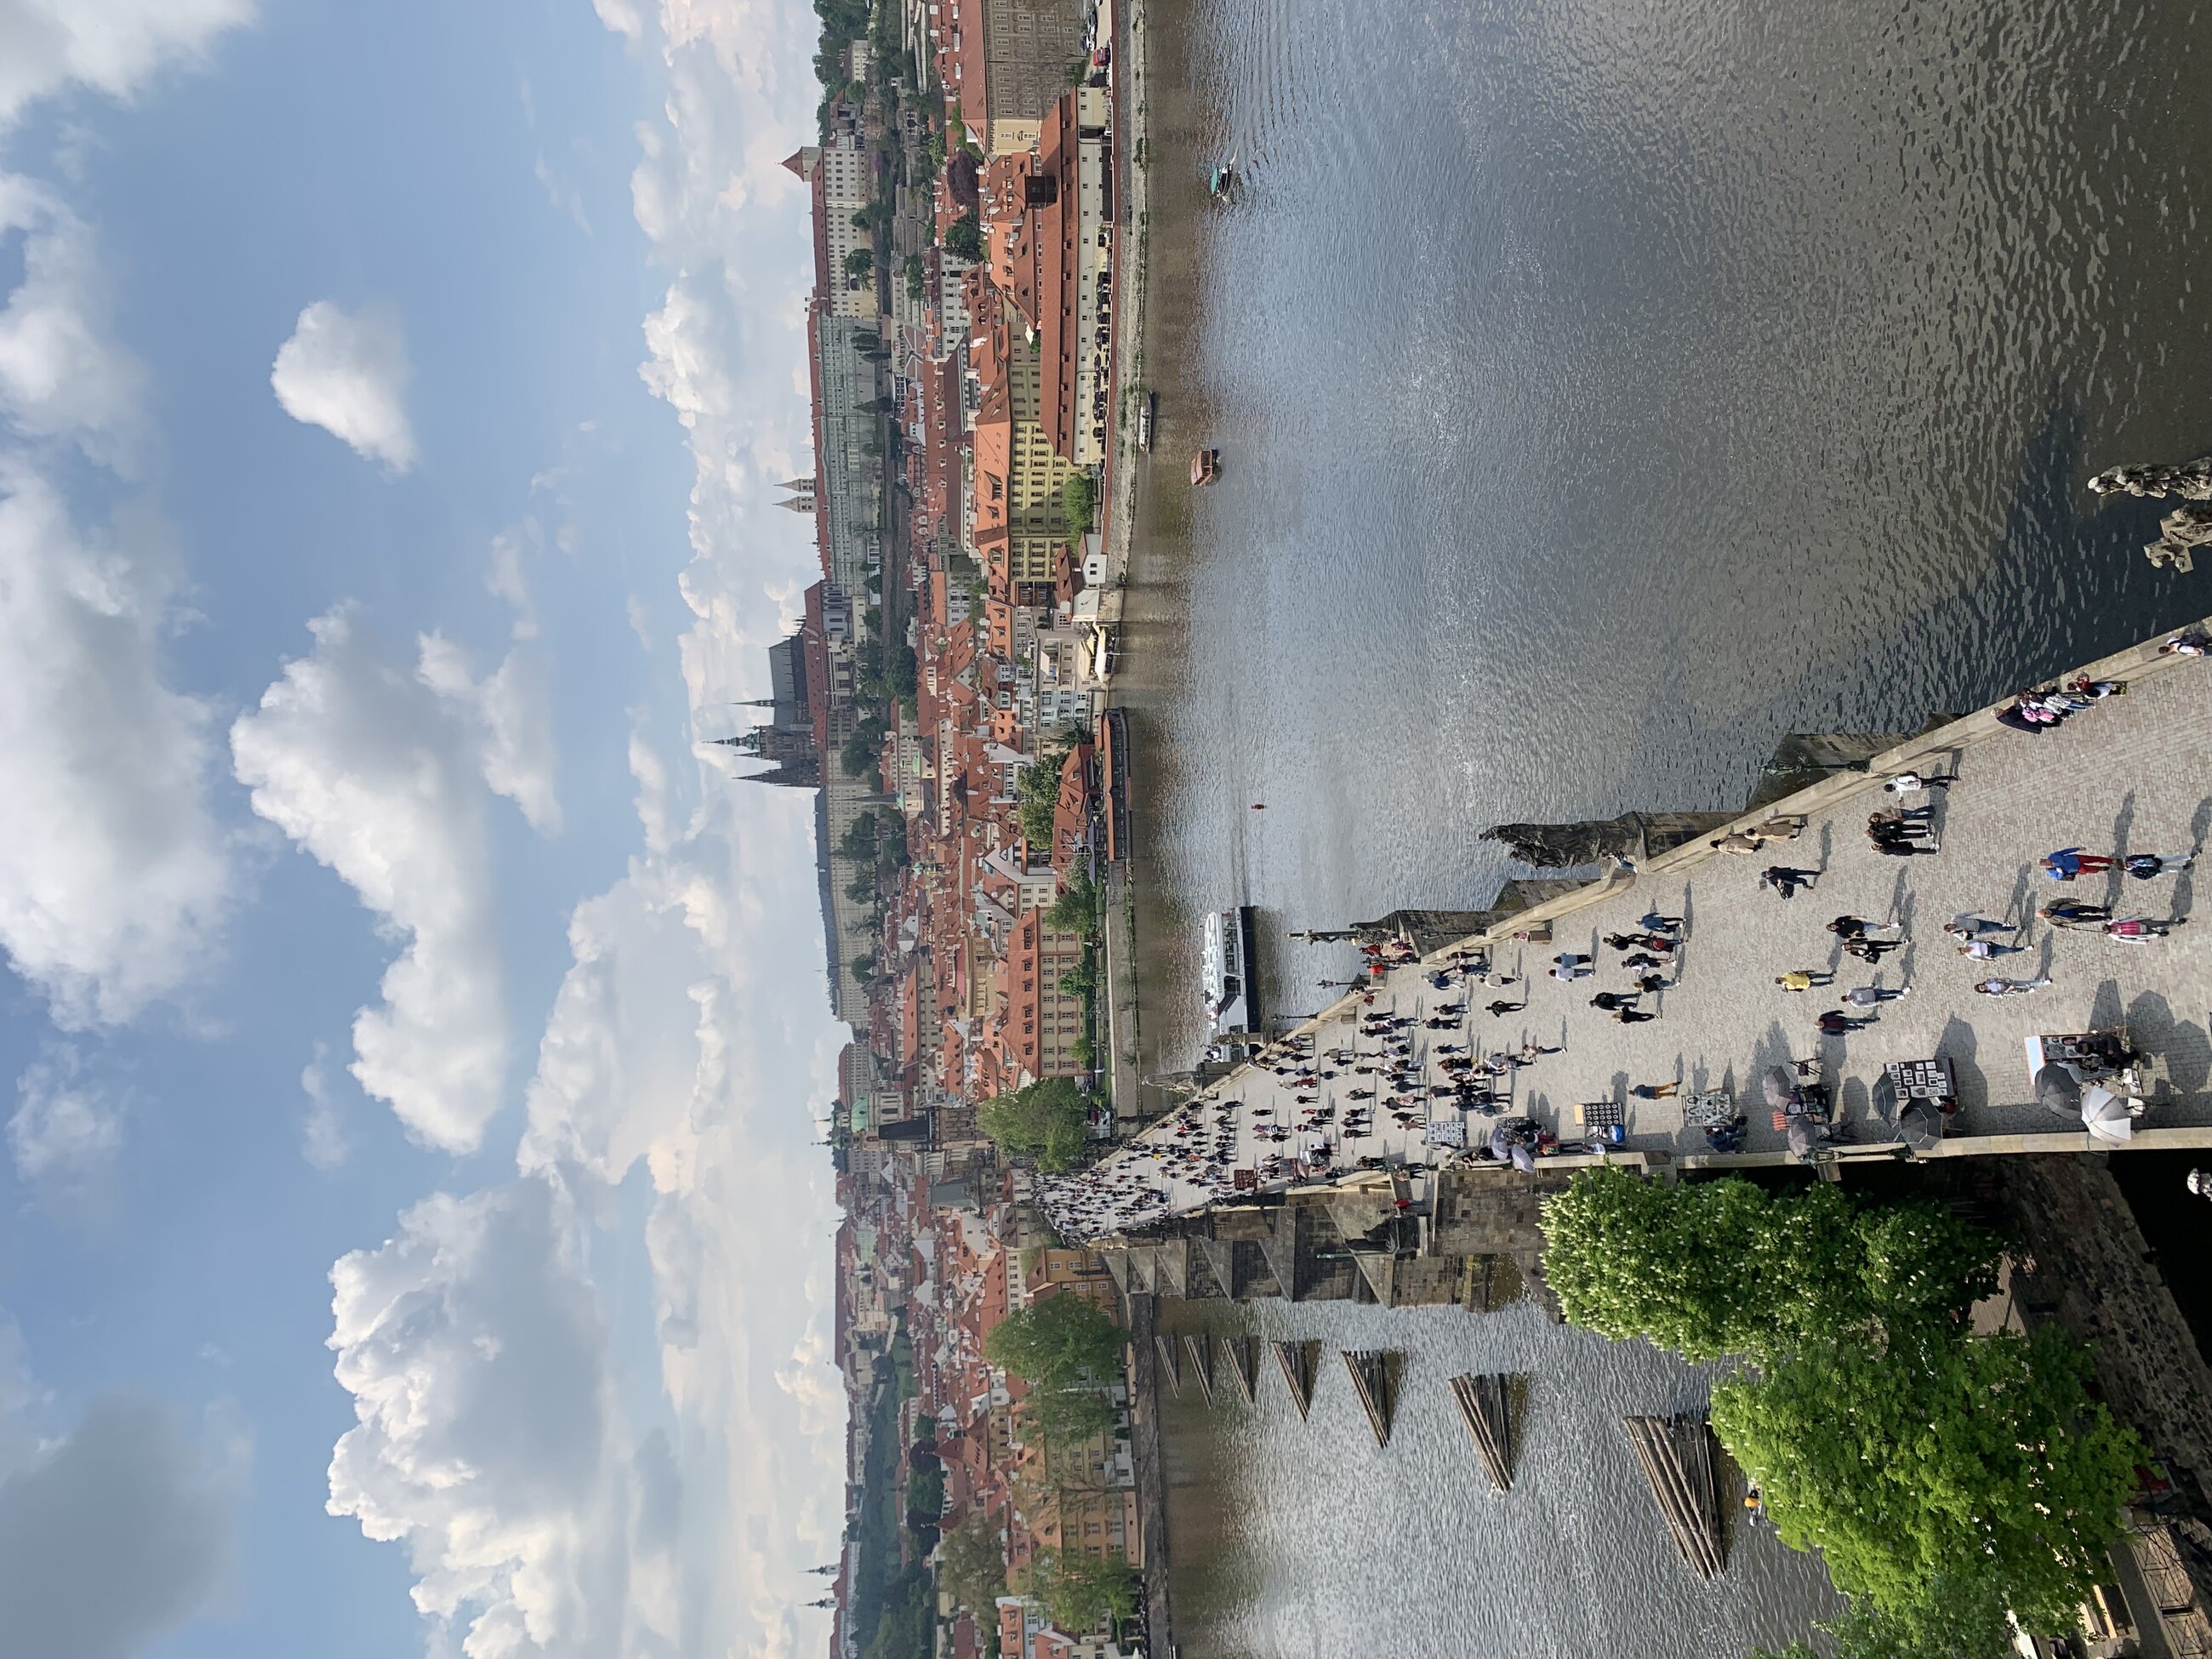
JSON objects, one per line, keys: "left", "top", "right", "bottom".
{"left": 1775, "top": 969, "right": 1833, "bottom": 992}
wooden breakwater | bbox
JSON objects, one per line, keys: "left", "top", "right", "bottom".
{"left": 1449, "top": 1373, "right": 1514, "bottom": 1492}
{"left": 1343, "top": 1349, "right": 1398, "bottom": 1449}
{"left": 1154, "top": 1332, "right": 1181, "bottom": 1395}
{"left": 1223, "top": 1335, "right": 1259, "bottom": 1405}
{"left": 1274, "top": 1340, "right": 1316, "bottom": 1419}
{"left": 1623, "top": 1414, "right": 1725, "bottom": 1579}
{"left": 1183, "top": 1333, "right": 1216, "bottom": 1408}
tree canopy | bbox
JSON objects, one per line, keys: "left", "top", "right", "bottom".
{"left": 934, "top": 1516, "right": 1009, "bottom": 1616}
{"left": 1542, "top": 1168, "right": 2140, "bottom": 1649}
{"left": 1044, "top": 869, "right": 1099, "bottom": 938}
{"left": 1539, "top": 1166, "right": 1998, "bottom": 1362}
{"left": 1024, "top": 1548, "right": 1136, "bottom": 1634}
{"left": 945, "top": 212, "right": 983, "bottom": 262}
{"left": 984, "top": 1291, "right": 1125, "bottom": 1390}
{"left": 978, "top": 1077, "right": 1090, "bottom": 1172}
{"left": 1715, "top": 1325, "right": 2141, "bottom": 1642}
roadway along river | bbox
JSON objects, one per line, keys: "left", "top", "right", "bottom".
{"left": 1109, "top": 0, "right": 2212, "bottom": 1650}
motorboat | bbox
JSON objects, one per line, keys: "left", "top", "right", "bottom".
{"left": 1137, "top": 389, "right": 1155, "bottom": 451}
{"left": 1190, "top": 447, "right": 1221, "bottom": 487}
{"left": 1202, "top": 906, "right": 1260, "bottom": 1037}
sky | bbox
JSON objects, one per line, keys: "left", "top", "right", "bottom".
{"left": 0, "top": 3, "right": 850, "bottom": 1656}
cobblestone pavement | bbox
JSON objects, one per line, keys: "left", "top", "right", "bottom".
{"left": 1046, "top": 638, "right": 2212, "bottom": 1241}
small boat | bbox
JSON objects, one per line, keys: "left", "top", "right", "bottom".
{"left": 1190, "top": 447, "right": 1221, "bottom": 487}
{"left": 1208, "top": 161, "right": 1237, "bottom": 198}
{"left": 1202, "top": 906, "right": 1260, "bottom": 1036}
{"left": 1137, "top": 390, "right": 1155, "bottom": 451}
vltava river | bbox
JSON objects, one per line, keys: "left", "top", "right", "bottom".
{"left": 1115, "top": 0, "right": 2212, "bottom": 1650}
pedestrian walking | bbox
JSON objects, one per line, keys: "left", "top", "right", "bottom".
{"left": 1828, "top": 915, "right": 1876, "bottom": 939}
{"left": 1589, "top": 991, "right": 1635, "bottom": 1012}
{"left": 1711, "top": 832, "right": 1764, "bottom": 854}
{"left": 1638, "top": 911, "right": 1684, "bottom": 932}
{"left": 1955, "top": 938, "right": 2026, "bottom": 960}
{"left": 1549, "top": 955, "right": 1593, "bottom": 982}
{"left": 1885, "top": 770, "right": 1957, "bottom": 792}
{"left": 1775, "top": 970, "right": 1832, "bottom": 991}
{"left": 1975, "top": 976, "right": 2053, "bottom": 997}
{"left": 2039, "top": 900, "right": 2112, "bottom": 927}
{"left": 1614, "top": 1007, "right": 1657, "bottom": 1024}
{"left": 1843, "top": 937, "right": 1902, "bottom": 962}
{"left": 1485, "top": 999, "right": 1526, "bottom": 1018}
{"left": 1622, "top": 951, "right": 1666, "bottom": 970}
{"left": 1844, "top": 984, "right": 1910, "bottom": 1006}
{"left": 1762, "top": 865, "right": 1819, "bottom": 898}
{"left": 2105, "top": 916, "right": 2184, "bottom": 941}
{"left": 1633, "top": 972, "right": 1668, "bottom": 995}
{"left": 2125, "top": 852, "right": 2195, "bottom": 880}
{"left": 1629, "top": 1082, "right": 1680, "bottom": 1099}
{"left": 1816, "top": 1009, "right": 1876, "bottom": 1034}
{"left": 1747, "top": 816, "right": 1809, "bottom": 841}
{"left": 1946, "top": 913, "right": 2014, "bottom": 939}
{"left": 2043, "top": 847, "right": 2118, "bottom": 881}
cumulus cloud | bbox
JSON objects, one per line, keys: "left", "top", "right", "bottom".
{"left": 0, "top": 1392, "right": 239, "bottom": 1659}
{"left": 0, "top": 462, "right": 231, "bottom": 1024}
{"left": 0, "top": 0, "right": 253, "bottom": 132}
{"left": 417, "top": 633, "right": 562, "bottom": 836}
{"left": 271, "top": 300, "right": 419, "bottom": 473}
{"left": 231, "top": 608, "right": 508, "bottom": 1154}
{"left": 328, "top": 1177, "right": 680, "bottom": 1659}
{"left": 0, "top": 176, "right": 145, "bottom": 466}
{"left": 9, "top": 1047, "right": 122, "bottom": 1183}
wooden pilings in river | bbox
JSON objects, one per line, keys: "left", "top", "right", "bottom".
{"left": 1622, "top": 1414, "right": 1726, "bottom": 1579}
{"left": 1184, "top": 1334, "right": 1216, "bottom": 1408}
{"left": 1154, "top": 1332, "right": 1181, "bottom": 1395}
{"left": 1274, "top": 1340, "right": 1317, "bottom": 1419}
{"left": 1223, "top": 1336, "right": 1259, "bottom": 1405}
{"left": 1342, "top": 1350, "right": 1398, "bottom": 1448}
{"left": 1448, "top": 1373, "right": 1514, "bottom": 1492}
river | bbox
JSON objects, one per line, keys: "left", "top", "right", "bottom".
{"left": 1108, "top": 0, "right": 2212, "bottom": 1650}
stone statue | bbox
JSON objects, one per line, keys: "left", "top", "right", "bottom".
{"left": 2087, "top": 456, "right": 2212, "bottom": 501}
{"left": 2146, "top": 503, "right": 2212, "bottom": 573}
{"left": 2087, "top": 454, "right": 2212, "bottom": 570}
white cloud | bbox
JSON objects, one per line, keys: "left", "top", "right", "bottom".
{"left": 0, "top": 175, "right": 145, "bottom": 467}
{"left": 0, "top": 0, "right": 253, "bottom": 132}
{"left": 0, "top": 462, "right": 231, "bottom": 1025}
{"left": 270, "top": 300, "right": 419, "bottom": 473}
{"left": 327, "top": 1178, "right": 681, "bottom": 1659}
{"left": 417, "top": 632, "right": 563, "bottom": 837}
{"left": 590, "top": 0, "right": 644, "bottom": 43}
{"left": 299, "top": 1042, "right": 349, "bottom": 1172}
{"left": 9, "top": 1047, "right": 122, "bottom": 1183}
{"left": 231, "top": 608, "right": 508, "bottom": 1154}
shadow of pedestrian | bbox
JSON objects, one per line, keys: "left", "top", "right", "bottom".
{"left": 1816, "top": 818, "right": 1833, "bottom": 875}
{"left": 2089, "top": 977, "right": 2125, "bottom": 1028}
{"left": 2037, "top": 931, "right": 2056, "bottom": 980}
{"left": 1938, "top": 1013, "right": 1985, "bottom": 1116}
{"left": 1838, "top": 1073, "right": 1872, "bottom": 1124}
{"left": 2106, "top": 789, "right": 2139, "bottom": 912}
{"left": 1895, "top": 883, "right": 1919, "bottom": 983}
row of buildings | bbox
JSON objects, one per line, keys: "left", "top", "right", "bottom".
{"left": 740, "top": 0, "right": 1137, "bottom": 1655}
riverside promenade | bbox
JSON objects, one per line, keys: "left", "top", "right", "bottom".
{"left": 1046, "top": 617, "right": 2212, "bottom": 1241}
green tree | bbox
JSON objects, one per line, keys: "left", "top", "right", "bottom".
{"left": 1061, "top": 472, "right": 1096, "bottom": 534}
{"left": 978, "top": 1078, "right": 1091, "bottom": 1172}
{"left": 845, "top": 247, "right": 874, "bottom": 282}
{"left": 1539, "top": 1168, "right": 1998, "bottom": 1363}
{"left": 1755, "top": 1576, "right": 2016, "bottom": 1659}
{"left": 1044, "top": 870, "right": 1099, "bottom": 938}
{"left": 1714, "top": 1326, "right": 2140, "bottom": 1643}
{"left": 945, "top": 212, "right": 983, "bottom": 262}
{"left": 984, "top": 1291, "right": 1125, "bottom": 1389}
{"left": 904, "top": 253, "right": 926, "bottom": 300}
{"left": 840, "top": 810, "right": 881, "bottom": 863}
{"left": 852, "top": 954, "right": 877, "bottom": 984}
{"left": 935, "top": 1516, "right": 1010, "bottom": 1616}
{"left": 1020, "top": 1382, "right": 1117, "bottom": 1446}
{"left": 1025, "top": 1548, "right": 1137, "bottom": 1633}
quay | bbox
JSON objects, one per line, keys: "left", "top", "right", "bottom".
{"left": 1046, "top": 614, "right": 2212, "bottom": 1243}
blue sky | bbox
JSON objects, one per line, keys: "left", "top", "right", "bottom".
{"left": 0, "top": 4, "right": 847, "bottom": 1656}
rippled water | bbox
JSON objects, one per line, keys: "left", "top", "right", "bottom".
{"left": 1118, "top": 0, "right": 2212, "bottom": 1650}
